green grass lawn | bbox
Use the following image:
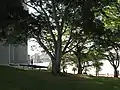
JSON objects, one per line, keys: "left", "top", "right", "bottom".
{"left": 0, "top": 66, "right": 120, "bottom": 90}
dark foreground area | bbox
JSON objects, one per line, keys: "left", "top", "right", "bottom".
{"left": 0, "top": 66, "right": 120, "bottom": 90}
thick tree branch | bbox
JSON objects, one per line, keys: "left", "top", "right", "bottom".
{"left": 64, "top": 45, "right": 76, "bottom": 54}
{"left": 31, "top": 28, "right": 55, "bottom": 62}
{"left": 23, "top": 0, "right": 57, "bottom": 48}
{"left": 62, "top": 30, "right": 72, "bottom": 54}
{"left": 113, "top": 47, "right": 120, "bottom": 68}
{"left": 37, "top": 37, "right": 55, "bottom": 61}
{"left": 38, "top": 2, "right": 57, "bottom": 47}
{"left": 51, "top": 0, "right": 61, "bottom": 34}
{"left": 102, "top": 53, "right": 114, "bottom": 66}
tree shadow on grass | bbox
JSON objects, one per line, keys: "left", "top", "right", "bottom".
{"left": 1, "top": 66, "right": 120, "bottom": 90}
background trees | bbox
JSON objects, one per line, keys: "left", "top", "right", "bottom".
{"left": 96, "top": 30, "right": 120, "bottom": 77}
{"left": 70, "top": 29, "right": 90, "bottom": 74}
{"left": 93, "top": 1, "right": 120, "bottom": 77}
{"left": 93, "top": 61, "right": 103, "bottom": 76}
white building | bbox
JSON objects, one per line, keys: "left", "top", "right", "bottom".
{"left": 0, "top": 42, "right": 28, "bottom": 65}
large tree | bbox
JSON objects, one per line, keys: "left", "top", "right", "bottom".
{"left": 94, "top": 1, "right": 120, "bottom": 77}
{"left": 21, "top": 0, "right": 80, "bottom": 75}
{"left": 93, "top": 30, "right": 120, "bottom": 78}
{"left": 104, "top": 46, "right": 120, "bottom": 78}
{"left": 101, "top": 30, "right": 120, "bottom": 78}
{"left": 1, "top": 0, "right": 116, "bottom": 75}
{"left": 21, "top": 0, "right": 117, "bottom": 75}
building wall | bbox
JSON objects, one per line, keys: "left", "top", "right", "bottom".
{"left": 10, "top": 45, "right": 14, "bottom": 63}
{"left": 13, "top": 45, "right": 28, "bottom": 64}
{"left": 0, "top": 43, "right": 9, "bottom": 64}
{"left": 0, "top": 43, "right": 28, "bottom": 65}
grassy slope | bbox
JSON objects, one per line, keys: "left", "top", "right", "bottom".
{"left": 0, "top": 66, "right": 120, "bottom": 90}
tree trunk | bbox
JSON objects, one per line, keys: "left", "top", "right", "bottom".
{"left": 74, "top": 71, "right": 75, "bottom": 74}
{"left": 95, "top": 71, "right": 97, "bottom": 76}
{"left": 78, "top": 67, "right": 82, "bottom": 74}
{"left": 52, "top": 60, "right": 60, "bottom": 76}
{"left": 63, "top": 66, "right": 65, "bottom": 73}
{"left": 114, "top": 67, "right": 118, "bottom": 78}
{"left": 51, "top": 34, "right": 62, "bottom": 76}
{"left": 95, "top": 68, "right": 98, "bottom": 76}
{"left": 96, "top": 71, "right": 99, "bottom": 76}
{"left": 51, "top": 0, "right": 62, "bottom": 76}
{"left": 51, "top": 40, "right": 62, "bottom": 76}
{"left": 78, "top": 59, "right": 82, "bottom": 74}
